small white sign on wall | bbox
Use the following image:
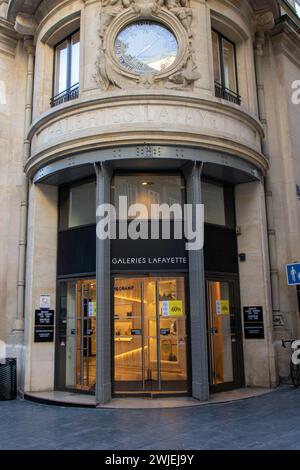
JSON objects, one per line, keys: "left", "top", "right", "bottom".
{"left": 40, "top": 295, "right": 51, "bottom": 310}
{"left": 0, "top": 340, "right": 6, "bottom": 363}
{"left": 0, "top": 81, "right": 6, "bottom": 105}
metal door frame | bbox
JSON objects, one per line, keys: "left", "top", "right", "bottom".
{"left": 54, "top": 277, "right": 96, "bottom": 394}
{"left": 205, "top": 272, "right": 244, "bottom": 393}
{"left": 78, "top": 281, "right": 95, "bottom": 388}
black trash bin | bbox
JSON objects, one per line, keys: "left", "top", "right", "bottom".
{"left": 0, "top": 358, "right": 17, "bottom": 400}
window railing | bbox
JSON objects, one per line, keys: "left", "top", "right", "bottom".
{"left": 50, "top": 83, "right": 79, "bottom": 108}
{"left": 214, "top": 81, "right": 241, "bottom": 106}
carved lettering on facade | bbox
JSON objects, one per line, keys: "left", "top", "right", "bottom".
{"left": 32, "top": 105, "right": 259, "bottom": 156}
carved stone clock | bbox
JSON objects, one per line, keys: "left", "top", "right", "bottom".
{"left": 94, "top": 0, "right": 200, "bottom": 91}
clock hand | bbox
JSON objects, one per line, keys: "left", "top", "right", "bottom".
{"left": 135, "top": 39, "right": 158, "bottom": 59}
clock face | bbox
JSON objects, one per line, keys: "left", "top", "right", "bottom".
{"left": 114, "top": 21, "right": 179, "bottom": 75}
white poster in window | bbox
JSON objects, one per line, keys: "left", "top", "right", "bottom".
{"left": 161, "top": 301, "right": 170, "bottom": 317}
{"left": 88, "top": 302, "right": 96, "bottom": 317}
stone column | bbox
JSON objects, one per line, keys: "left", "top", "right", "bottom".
{"left": 22, "top": 183, "right": 58, "bottom": 393}
{"left": 95, "top": 162, "right": 112, "bottom": 404}
{"left": 185, "top": 162, "right": 210, "bottom": 401}
{"left": 235, "top": 181, "right": 277, "bottom": 388}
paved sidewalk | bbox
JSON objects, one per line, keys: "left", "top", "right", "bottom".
{"left": 0, "top": 387, "right": 299, "bottom": 450}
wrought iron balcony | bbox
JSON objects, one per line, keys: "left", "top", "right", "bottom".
{"left": 214, "top": 81, "right": 241, "bottom": 106}
{"left": 50, "top": 83, "right": 79, "bottom": 108}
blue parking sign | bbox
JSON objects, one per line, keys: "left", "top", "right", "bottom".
{"left": 286, "top": 263, "right": 300, "bottom": 285}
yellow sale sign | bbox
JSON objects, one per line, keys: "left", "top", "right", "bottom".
{"left": 216, "top": 300, "right": 230, "bottom": 316}
{"left": 169, "top": 301, "right": 184, "bottom": 317}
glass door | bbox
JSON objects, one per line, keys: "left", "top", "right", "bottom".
{"left": 113, "top": 278, "right": 144, "bottom": 391}
{"left": 113, "top": 276, "right": 188, "bottom": 394}
{"left": 158, "top": 278, "right": 188, "bottom": 392}
{"left": 206, "top": 278, "right": 243, "bottom": 392}
{"left": 56, "top": 279, "right": 97, "bottom": 393}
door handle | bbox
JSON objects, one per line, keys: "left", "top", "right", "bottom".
{"left": 231, "top": 333, "right": 237, "bottom": 343}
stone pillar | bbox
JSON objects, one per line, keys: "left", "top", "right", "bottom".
{"left": 185, "top": 162, "right": 209, "bottom": 401}
{"left": 95, "top": 163, "right": 112, "bottom": 404}
{"left": 192, "top": 0, "right": 214, "bottom": 96}
{"left": 235, "top": 181, "right": 277, "bottom": 388}
{"left": 22, "top": 183, "right": 58, "bottom": 393}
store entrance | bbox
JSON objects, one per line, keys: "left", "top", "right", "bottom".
{"left": 206, "top": 276, "right": 244, "bottom": 392}
{"left": 113, "top": 276, "right": 189, "bottom": 394}
{"left": 56, "top": 279, "right": 97, "bottom": 393}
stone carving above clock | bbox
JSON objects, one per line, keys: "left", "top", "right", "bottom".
{"left": 94, "top": 0, "right": 199, "bottom": 91}
{"left": 154, "top": 0, "right": 193, "bottom": 38}
{"left": 99, "top": 0, "right": 141, "bottom": 42}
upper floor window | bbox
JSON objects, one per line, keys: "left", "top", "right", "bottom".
{"left": 212, "top": 30, "right": 241, "bottom": 106}
{"left": 51, "top": 30, "right": 80, "bottom": 107}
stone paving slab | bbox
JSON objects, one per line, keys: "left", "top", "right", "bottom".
{"left": 0, "top": 386, "right": 299, "bottom": 450}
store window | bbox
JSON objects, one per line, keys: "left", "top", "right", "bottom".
{"left": 59, "top": 181, "right": 96, "bottom": 230}
{"left": 202, "top": 181, "right": 226, "bottom": 226}
{"left": 112, "top": 174, "right": 185, "bottom": 219}
{"left": 202, "top": 181, "right": 235, "bottom": 228}
{"left": 51, "top": 30, "right": 80, "bottom": 107}
{"left": 212, "top": 30, "right": 241, "bottom": 105}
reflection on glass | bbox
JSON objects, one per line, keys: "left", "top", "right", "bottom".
{"left": 71, "top": 31, "right": 80, "bottom": 87}
{"left": 54, "top": 31, "right": 80, "bottom": 96}
{"left": 212, "top": 31, "right": 221, "bottom": 83}
{"left": 114, "top": 277, "right": 188, "bottom": 392}
{"left": 115, "top": 21, "right": 178, "bottom": 74}
{"left": 112, "top": 174, "right": 185, "bottom": 219}
{"left": 202, "top": 181, "right": 226, "bottom": 226}
{"left": 212, "top": 30, "right": 238, "bottom": 95}
{"left": 55, "top": 40, "right": 68, "bottom": 94}
{"left": 59, "top": 280, "right": 97, "bottom": 393}
{"left": 68, "top": 182, "right": 96, "bottom": 228}
{"left": 222, "top": 39, "right": 237, "bottom": 93}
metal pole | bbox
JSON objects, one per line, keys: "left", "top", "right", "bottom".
{"left": 141, "top": 281, "right": 145, "bottom": 390}
{"left": 156, "top": 281, "right": 161, "bottom": 391}
{"left": 297, "top": 286, "right": 300, "bottom": 317}
{"left": 80, "top": 284, "right": 84, "bottom": 386}
{"left": 15, "top": 38, "right": 35, "bottom": 333}
{"left": 86, "top": 285, "right": 90, "bottom": 386}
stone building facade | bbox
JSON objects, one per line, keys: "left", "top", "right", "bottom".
{"left": 0, "top": 0, "right": 299, "bottom": 404}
